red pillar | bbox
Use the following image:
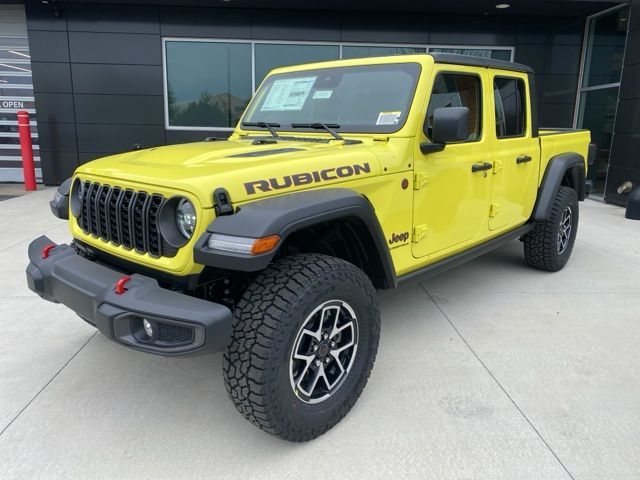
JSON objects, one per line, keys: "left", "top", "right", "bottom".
{"left": 17, "top": 110, "right": 37, "bottom": 191}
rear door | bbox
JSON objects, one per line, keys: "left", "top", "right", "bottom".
{"left": 488, "top": 72, "right": 540, "bottom": 230}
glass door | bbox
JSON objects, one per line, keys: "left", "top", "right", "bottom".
{"left": 575, "top": 5, "right": 630, "bottom": 196}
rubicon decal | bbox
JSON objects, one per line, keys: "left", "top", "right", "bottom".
{"left": 388, "top": 232, "right": 409, "bottom": 245}
{"left": 244, "top": 163, "right": 371, "bottom": 195}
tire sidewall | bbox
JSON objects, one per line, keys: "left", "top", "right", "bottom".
{"left": 551, "top": 188, "right": 579, "bottom": 269}
{"left": 269, "top": 266, "right": 378, "bottom": 429}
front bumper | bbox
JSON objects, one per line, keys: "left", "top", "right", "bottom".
{"left": 26, "top": 235, "right": 233, "bottom": 356}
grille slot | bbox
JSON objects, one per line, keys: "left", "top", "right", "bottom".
{"left": 158, "top": 323, "right": 195, "bottom": 345}
{"left": 76, "top": 181, "right": 171, "bottom": 257}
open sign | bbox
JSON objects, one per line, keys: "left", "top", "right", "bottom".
{"left": 1, "top": 100, "right": 25, "bottom": 109}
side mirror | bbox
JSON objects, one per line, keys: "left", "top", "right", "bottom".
{"left": 421, "top": 107, "right": 470, "bottom": 154}
{"left": 432, "top": 107, "right": 470, "bottom": 143}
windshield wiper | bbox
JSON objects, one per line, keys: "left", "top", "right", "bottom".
{"left": 241, "top": 121, "right": 281, "bottom": 138}
{"left": 291, "top": 123, "right": 343, "bottom": 141}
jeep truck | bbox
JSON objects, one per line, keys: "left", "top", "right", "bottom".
{"left": 27, "top": 54, "right": 593, "bottom": 441}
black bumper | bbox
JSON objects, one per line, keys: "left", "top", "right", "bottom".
{"left": 26, "top": 235, "right": 233, "bottom": 356}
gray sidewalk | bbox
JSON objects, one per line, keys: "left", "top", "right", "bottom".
{"left": 1, "top": 188, "right": 639, "bottom": 479}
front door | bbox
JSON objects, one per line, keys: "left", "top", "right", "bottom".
{"left": 412, "top": 67, "right": 493, "bottom": 259}
{"left": 488, "top": 74, "right": 540, "bottom": 230}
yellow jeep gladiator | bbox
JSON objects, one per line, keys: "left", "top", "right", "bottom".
{"left": 27, "top": 54, "right": 593, "bottom": 441}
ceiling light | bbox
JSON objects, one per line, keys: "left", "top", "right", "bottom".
{"left": 495, "top": 3, "right": 510, "bottom": 8}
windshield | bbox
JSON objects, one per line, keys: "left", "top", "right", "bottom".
{"left": 241, "top": 63, "right": 421, "bottom": 134}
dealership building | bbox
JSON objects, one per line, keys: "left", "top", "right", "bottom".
{"left": 0, "top": 0, "right": 638, "bottom": 206}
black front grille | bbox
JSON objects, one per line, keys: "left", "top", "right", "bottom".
{"left": 78, "top": 180, "right": 169, "bottom": 257}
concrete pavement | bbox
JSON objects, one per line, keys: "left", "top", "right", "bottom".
{"left": 0, "top": 188, "right": 639, "bottom": 479}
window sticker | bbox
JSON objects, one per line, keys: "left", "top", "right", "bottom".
{"left": 376, "top": 111, "right": 402, "bottom": 125}
{"left": 261, "top": 77, "right": 317, "bottom": 111}
{"left": 312, "top": 90, "right": 333, "bottom": 99}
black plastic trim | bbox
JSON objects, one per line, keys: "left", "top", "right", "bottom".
{"left": 430, "top": 53, "right": 534, "bottom": 74}
{"left": 194, "top": 189, "right": 396, "bottom": 288}
{"left": 527, "top": 72, "right": 539, "bottom": 138}
{"left": 533, "top": 152, "right": 586, "bottom": 221}
{"left": 73, "top": 239, "right": 200, "bottom": 290}
{"left": 398, "top": 224, "right": 534, "bottom": 285}
{"left": 50, "top": 177, "right": 71, "bottom": 220}
{"left": 26, "top": 235, "right": 232, "bottom": 356}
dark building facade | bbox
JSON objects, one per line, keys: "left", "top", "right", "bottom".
{"left": 0, "top": 0, "right": 638, "bottom": 206}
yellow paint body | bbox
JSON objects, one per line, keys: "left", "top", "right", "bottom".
{"left": 70, "top": 55, "right": 590, "bottom": 280}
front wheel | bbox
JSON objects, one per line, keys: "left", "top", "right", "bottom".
{"left": 523, "top": 186, "right": 579, "bottom": 272}
{"left": 223, "top": 253, "right": 380, "bottom": 442}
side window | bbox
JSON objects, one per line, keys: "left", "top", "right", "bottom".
{"left": 494, "top": 77, "right": 526, "bottom": 138}
{"left": 425, "top": 73, "right": 482, "bottom": 141}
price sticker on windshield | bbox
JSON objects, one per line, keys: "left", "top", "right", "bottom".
{"left": 261, "top": 77, "right": 317, "bottom": 111}
{"left": 376, "top": 111, "right": 402, "bottom": 125}
{"left": 312, "top": 90, "right": 333, "bottom": 99}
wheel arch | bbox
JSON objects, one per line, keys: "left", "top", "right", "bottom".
{"left": 533, "top": 152, "right": 586, "bottom": 222}
{"left": 193, "top": 188, "right": 397, "bottom": 289}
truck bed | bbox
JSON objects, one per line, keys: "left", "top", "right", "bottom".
{"left": 538, "top": 128, "right": 591, "bottom": 186}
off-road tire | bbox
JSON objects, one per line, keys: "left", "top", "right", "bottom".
{"left": 524, "top": 186, "right": 579, "bottom": 272}
{"left": 223, "top": 253, "right": 380, "bottom": 442}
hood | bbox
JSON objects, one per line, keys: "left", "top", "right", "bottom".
{"left": 75, "top": 137, "right": 382, "bottom": 207}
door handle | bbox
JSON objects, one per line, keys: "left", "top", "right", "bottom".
{"left": 471, "top": 162, "right": 493, "bottom": 173}
{"left": 516, "top": 154, "right": 532, "bottom": 164}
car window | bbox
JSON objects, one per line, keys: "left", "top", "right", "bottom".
{"left": 425, "top": 73, "right": 482, "bottom": 141}
{"left": 494, "top": 77, "right": 526, "bottom": 138}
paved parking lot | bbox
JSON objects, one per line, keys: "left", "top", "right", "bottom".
{"left": 1, "top": 188, "right": 639, "bottom": 479}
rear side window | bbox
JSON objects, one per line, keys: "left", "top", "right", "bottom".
{"left": 425, "top": 73, "right": 482, "bottom": 142}
{"left": 494, "top": 77, "right": 526, "bottom": 138}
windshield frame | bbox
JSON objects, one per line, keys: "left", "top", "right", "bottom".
{"left": 239, "top": 61, "right": 423, "bottom": 136}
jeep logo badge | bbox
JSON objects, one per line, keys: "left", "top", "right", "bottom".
{"left": 388, "top": 232, "right": 409, "bottom": 245}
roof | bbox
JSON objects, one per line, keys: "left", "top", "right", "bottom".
{"left": 429, "top": 53, "right": 535, "bottom": 74}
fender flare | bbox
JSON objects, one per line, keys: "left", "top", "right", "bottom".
{"left": 50, "top": 177, "right": 71, "bottom": 220}
{"left": 193, "top": 188, "right": 397, "bottom": 288}
{"left": 533, "top": 153, "right": 585, "bottom": 221}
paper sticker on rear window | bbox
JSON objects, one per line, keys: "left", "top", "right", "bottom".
{"left": 261, "top": 77, "right": 316, "bottom": 112}
{"left": 312, "top": 90, "right": 333, "bottom": 99}
{"left": 376, "top": 111, "right": 402, "bottom": 125}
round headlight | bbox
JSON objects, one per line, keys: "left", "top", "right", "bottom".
{"left": 70, "top": 177, "right": 83, "bottom": 218}
{"left": 176, "top": 198, "right": 196, "bottom": 238}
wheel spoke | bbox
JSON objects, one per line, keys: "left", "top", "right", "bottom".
{"left": 330, "top": 318, "right": 354, "bottom": 340}
{"left": 293, "top": 354, "right": 314, "bottom": 392}
{"left": 332, "top": 338, "right": 354, "bottom": 356}
{"left": 300, "top": 328, "right": 321, "bottom": 342}
{"left": 306, "top": 364, "right": 325, "bottom": 396}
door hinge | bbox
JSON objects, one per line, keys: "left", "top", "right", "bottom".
{"left": 412, "top": 224, "right": 428, "bottom": 242}
{"left": 489, "top": 203, "right": 501, "bottom": 218}
{"left": 413, "top": 172, "right": 430, "bottom": 190}
{"left": 493, "top": 160, "right": 503, "bottom": 174}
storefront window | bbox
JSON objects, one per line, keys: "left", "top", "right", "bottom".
{"left": 582, "top": 7, "right": 630, "bottom": 87}
{"left": 165, "top": 41, "right": 252, "bottom": 129}
{"left": 342, "top": 45, "right": 426, "bottom": 59}
{"left": 576, "top": 5, "right": 630, "bottom": 196}
{"left": 429, "top": 48, "right": 512, "bottom": 61}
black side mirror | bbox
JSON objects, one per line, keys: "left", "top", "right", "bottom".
{"left": 421, "top": 107, "right": 470, "bottom": 154}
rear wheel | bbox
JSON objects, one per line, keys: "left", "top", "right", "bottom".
{"left": 523, "top": 186, "right": 579, "bottom": 272}
{"left": 223, "top": 253, "right": 380, "bottom": 442}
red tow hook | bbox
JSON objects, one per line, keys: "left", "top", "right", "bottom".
{"left": 41, "top": 244, "right": 56, "bottom": 259}
{"left": 114, "top": 275, "right": 132, "bottom": 295}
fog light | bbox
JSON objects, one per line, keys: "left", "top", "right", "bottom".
{"left": 143, "top": 319, "right": 154, "bottom": 337}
